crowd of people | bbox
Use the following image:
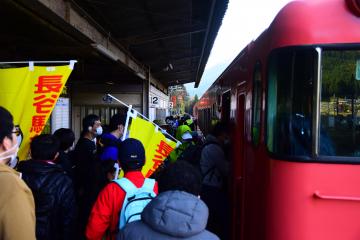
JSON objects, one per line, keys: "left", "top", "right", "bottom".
{"left": 0, "top": 106, "right": 231, "bottom": 240}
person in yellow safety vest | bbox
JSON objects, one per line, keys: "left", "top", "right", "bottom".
{"left": 185, "top": 118, "right": 195, "bottom": 130}
{"left": 181, "top": 114, "right": 195, "bottom": 131}
{"left": 168, "top": 125, "right": 194, "bottom": 163}
{"left": 211, "top": 118, "right": 219, "bottom": 127}
{"left": 186, "top": 118, "right": 193, "bottom": 126}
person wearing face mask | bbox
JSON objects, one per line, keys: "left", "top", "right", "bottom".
{"left": 72, "top": 114, "right": 102, "bottom": 239}
{"left": 17, "top": 134, "right": 77, "bottom": 240}
{"left": 0, "top": 106, "right": 36, "bottom": 240}
{"left": 98, "top": 113, "right": 127, "bottom": 162}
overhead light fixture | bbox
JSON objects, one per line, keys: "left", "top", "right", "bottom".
{"left": 136, "top": 72, "right": 146, "bottom": 79}
{"left": 91, "top": 43, "right": 119, "bottom": 61}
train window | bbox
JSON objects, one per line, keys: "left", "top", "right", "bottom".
{"left": 320, "top": 50, "right": 360, "bottom": 157}
{"left": 252, "top": 62, "right": 262, "bottom": 146}
{"left": 267, "top": 48, "right": 316, "bottom": 157}
{"left": 222, "top": 91, "right": 231, "bottom": 124}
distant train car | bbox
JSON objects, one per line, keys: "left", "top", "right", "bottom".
{"left": 194, "top": 0, "right": 360, "bottom": 239}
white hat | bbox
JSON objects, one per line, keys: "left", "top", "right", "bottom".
{"left": 181, "top": 132, "right": 193, "bottom": 140}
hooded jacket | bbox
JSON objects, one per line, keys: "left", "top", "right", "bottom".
{"left": 169, "top": 125, "right": 194, "bottom": 163}
{"left": 0, "top": 164, "right": 36, "bottom": 240}
{"left": 17, "top": 160, "right": 77, "bottom": 240}
{"left": 118, "top": 190, "right": 219, "bottom": 240}
{"left": 200, "top": 134, "right": 229, "bottom": 188}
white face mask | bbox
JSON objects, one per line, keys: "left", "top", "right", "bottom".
{"left": 8, "top": 154, "right": 19, "bottom": 168}
{"left": 0, "top": 143, "right": 19, "bottom": 168}
{"left": 69, "top": 142, "right": 75, "bottom": 151}
{"left": 65, "top": 142, "right": 75, "bottom": 153}
{"left": 95, "top": 126, "right": 103, "bottom": 136}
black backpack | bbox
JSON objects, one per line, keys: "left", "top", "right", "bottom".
{"left": 177, "top": 141, "right": 220, "bottom": 177}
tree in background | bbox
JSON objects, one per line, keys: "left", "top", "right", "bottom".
{"left": 169, "top": 85, "right": 199, "bottom": 116}
{"left": 322, "top": 50, "right": 360, "bottom": 120}
{"left": 169, "top": 85, "right": 188, "bottom": 115}
{"left": 185, "top": 94, "right": 199, "bottom": 116}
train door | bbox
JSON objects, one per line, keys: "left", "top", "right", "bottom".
{"left": 232, "top": 85, "right": 246, "bottom": 240}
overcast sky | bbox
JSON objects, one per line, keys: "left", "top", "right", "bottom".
{"left": 185, "top": 0, "right": 292, "bottom": 97}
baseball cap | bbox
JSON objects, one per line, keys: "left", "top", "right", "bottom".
{"left": 118, "top": 138, "right": 145, "bottom": 170}
{"left": 181, "top": 132, "right": 193, "bottom": 141}
{"left": 175, "top": 125, "right": 192, "bottom": 141}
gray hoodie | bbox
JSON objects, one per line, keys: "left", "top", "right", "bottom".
{"left": 118, "top": 190, "right": 219, "bottom": 240}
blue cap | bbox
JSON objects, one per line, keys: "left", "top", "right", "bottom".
{"left": 118, "top": 138, "right": 145, "bottom": 169}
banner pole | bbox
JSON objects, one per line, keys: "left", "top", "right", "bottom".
{"left": 122, "top": 104, "right": 133, "bottom": 141}
{"left": 0, "top": 60, "right": 77, "bottom": 64}
{"left": 108, "top": 94, "right": 180, "bottom": 144}
{"left": 107, "top": 94, "right": 130, "bottom": 109}
{"left": 1, "top": 62, "right": 75, "bottom": 160}
{"left": 113, "top": 163, "right": 120, "bottom": 180}
{"left": 108, "top": 94, "right": 150, "bottom": 121}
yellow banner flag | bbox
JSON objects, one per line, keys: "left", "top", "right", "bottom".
{"left": 0, "top": 64, "right": 74, "bottom": 160}
{"left": 129, "top": 117, "right": 177, "bottom": 177}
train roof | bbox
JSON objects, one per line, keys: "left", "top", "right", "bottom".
{"left": 197, "top": 0, "right": 360, "bottom": 103}
{"left": 268, "top": 0, "right": 360, "bottom": 48}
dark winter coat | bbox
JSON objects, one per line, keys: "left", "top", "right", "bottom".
{"left": 200, "top": 134, "right": 229, "bottom": 188}
{"left": 57, "top": 150, "right": 75, "bottom": 179}
{"left": 72, "top": 137, "right": 103, "bottom": 236}
{"left": 118, "top": 190, "right": 219, "bottom": 240}
{"left": 73, "top": 137, "right": 97, "bottom": 191}
{"left": 17, "top": 160, "right": 77, "bottom": 240}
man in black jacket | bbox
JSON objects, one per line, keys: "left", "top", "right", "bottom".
{"left": 73, "top": 114, "right": 102, "bottom": 192}
{"left": 72, "top": 114, "right": 102, "bottom": 239}
{"left": 17, "top": 134, "right": 77, "bottom": 240}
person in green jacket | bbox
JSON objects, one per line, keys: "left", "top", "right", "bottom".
{"left": 168, "top": 125, "right": 194, "bottom": 163}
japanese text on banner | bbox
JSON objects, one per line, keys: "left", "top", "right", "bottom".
{"left": 0, "top": 65, "right": 73, "bottom": 160}
{"left": 128, "top": 117, "right": 177, "bottom": 177}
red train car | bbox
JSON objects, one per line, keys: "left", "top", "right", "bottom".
{"left": 194, "top": 0, "right": 360, "bottom": 239}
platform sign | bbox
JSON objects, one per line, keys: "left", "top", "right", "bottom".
{"left": 150, "top": 96, "right": 159, "bottom": 108}
{"left": 169, "top": 102, "right": 173, "bottom": 109}
{"left": 51, "top": 97, "right": 70, "bottom": 132}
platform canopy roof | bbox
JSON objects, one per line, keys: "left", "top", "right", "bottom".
{"left": 0, "top": 0, "right": 228, "bottom": 88}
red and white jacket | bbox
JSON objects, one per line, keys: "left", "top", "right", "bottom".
{"left": 85, "top": 171, "right": 158, "bottom": 240}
